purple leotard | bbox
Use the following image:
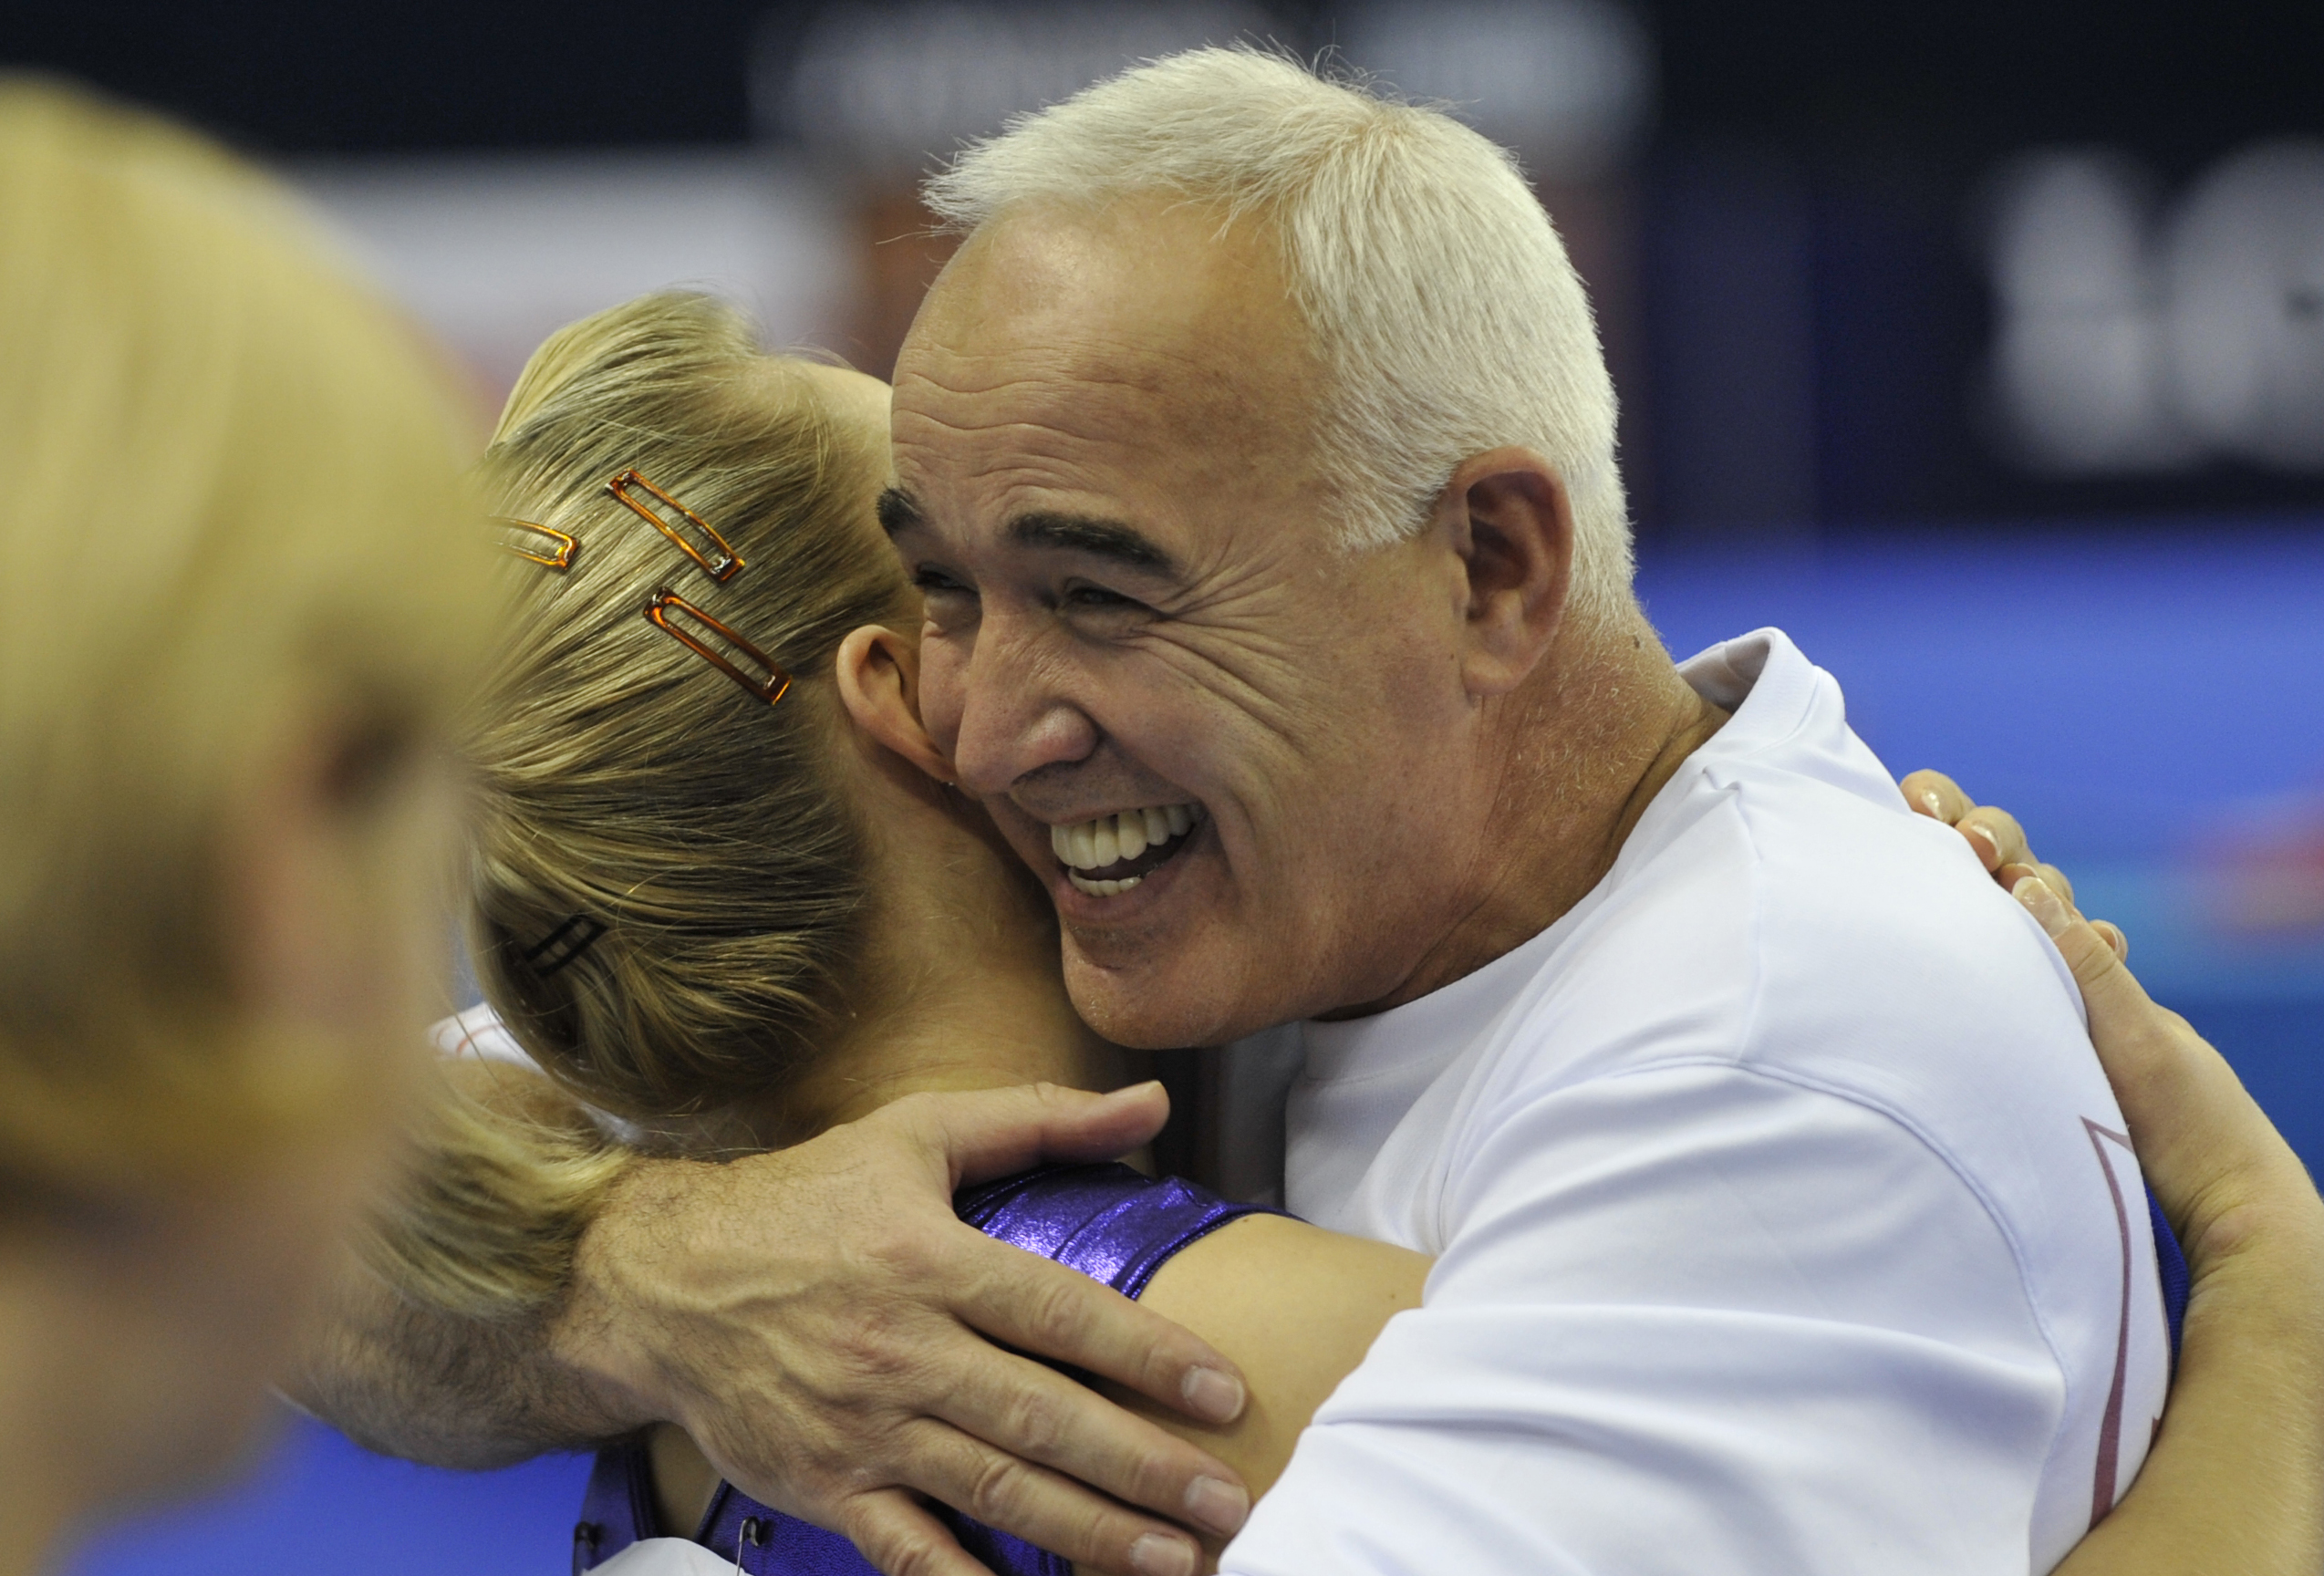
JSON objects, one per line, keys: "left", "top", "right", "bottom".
{"left": 572, "top": 1163, "right": 1279, "bottom": 1576}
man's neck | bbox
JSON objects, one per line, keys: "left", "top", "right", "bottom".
{"left": 1346, "top": 616, "right": 1727, "bottom": 1017}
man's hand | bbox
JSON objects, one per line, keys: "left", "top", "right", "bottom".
{"left": 552, "top": 1081, "right": 1253, "bottom": 1576}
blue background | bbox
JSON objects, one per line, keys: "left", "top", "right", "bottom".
{"left": 64, "top": 521, "right": 2324, "bottom": 1575}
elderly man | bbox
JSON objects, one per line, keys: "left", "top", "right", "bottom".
{"left": 873, "top": 48, "right": 2166, "bottom": 1573}
{"left": 301, "top": 48, "right": 2195, "bottom": 1576}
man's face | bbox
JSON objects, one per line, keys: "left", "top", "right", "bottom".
{"left": 887, "top": 202, "right": 1498, "bottom": 1047}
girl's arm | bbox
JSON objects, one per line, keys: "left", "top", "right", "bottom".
{"left": 2018, "top": 876, "right": 2324, "bottom": 1576}
{"left": 1093, "top": 1215, "right": 1429, "bottom": 1503}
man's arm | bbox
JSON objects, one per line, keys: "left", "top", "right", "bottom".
{"left": 288, "top": 1062, "right": 1257, "bottom": 1576}
{"left": 288, "top": 1058, "right": 641, "bottom": 1465}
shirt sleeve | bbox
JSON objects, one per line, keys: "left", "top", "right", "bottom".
{"left": 1219, "top": 1063, "right": 2066, "bottom": 1576}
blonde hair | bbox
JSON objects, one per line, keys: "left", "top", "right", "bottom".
{"left": 358, "top": 1082, "right": 628, "bottom": 1318}
{"left": 924, "top": 46, "right": 1636, "bottom": 626}
{"left": 0, "top": 78, "right": 492, "bottom": 1188}
{"left": 466, "top": 292, "right": 911, "bottom": 1120}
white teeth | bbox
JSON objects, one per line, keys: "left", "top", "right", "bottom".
{"left": 1046, "top": 801, "right": 1205, "bottom": 887}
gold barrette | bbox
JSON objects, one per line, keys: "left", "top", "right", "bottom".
{"left": 644, "top": 589, "right": 792, "bottom": 707}
{"left": 495, "top": 516, "right": 579, "bottom": 571}
{"left": 609, "top": 469, "right": 742, "bottom": 582}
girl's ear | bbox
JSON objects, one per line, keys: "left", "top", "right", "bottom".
{"left": 834, "top": 624, "right": 955, "bottom": 785}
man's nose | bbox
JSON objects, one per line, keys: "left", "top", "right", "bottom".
{"left": 948, "top": 615, "right": 1102, "bottom": 796}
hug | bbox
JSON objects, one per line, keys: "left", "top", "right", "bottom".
{"left": 5, "top": 47, "right": 2323, "bottom": 1576}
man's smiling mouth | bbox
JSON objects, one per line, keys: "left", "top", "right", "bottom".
{"left": 1049, "top": 804, "right": 1206, "bottom": 897}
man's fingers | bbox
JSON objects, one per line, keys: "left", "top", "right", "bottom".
{"left": 1901, "top": 769, "right": 1970, "bottom": 824}
{"left": 2091, "top": 918, "right": 2130, "bottom": 961}
{"left": 952, "top": 1234, "right": 1248, "bottom": 1426}
{"left": 903, "top": 1419, "right": 1211, "bottom": 1576}
{"left": 929, "top": 1322, "right": 1250, "bottom": 1537}
{"left": 841, "top": 1487, "right": 1004, "bottom": 1576}
{"left": 887, "top": 1083, "right": 1174, "bottom": 1189}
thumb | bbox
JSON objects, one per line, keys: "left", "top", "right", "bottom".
{"left": 881, "top": 1081, "right": 1174, "bottom": 1190}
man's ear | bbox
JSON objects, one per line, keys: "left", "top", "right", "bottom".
{"left": 1439, "top": 446, "right": 1574, "bottom": 697}
{"left": 834, "top": 624, "right": 956, "bottom": 785}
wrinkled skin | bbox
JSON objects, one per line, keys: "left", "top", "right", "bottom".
{"left": 890, "top": 199, "right": 1709, "bottom": 1049}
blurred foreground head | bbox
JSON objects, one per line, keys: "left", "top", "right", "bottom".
{"left": 0, "top": 78, "right": 490, "bottom": 1540}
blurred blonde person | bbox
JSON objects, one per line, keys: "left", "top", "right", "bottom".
{"left": 0, "top": 80, "right": 511, "bottom": 1573}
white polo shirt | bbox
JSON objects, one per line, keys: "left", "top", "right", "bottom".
{"left": 1221, "top": 628, "right": 2168, "bottom": 1576}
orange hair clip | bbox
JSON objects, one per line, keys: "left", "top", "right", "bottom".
{"left": 608, "top": 468, "right": 742, "bottom": 582}
{"left": 643, "top": 589, "right": 792, "bottom": 707}
{"left": 495, "top": 516, "right": 578, "bottom": 571}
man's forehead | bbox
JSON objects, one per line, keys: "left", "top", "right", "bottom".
{"left": 921, "top": 198, "right": 1285, "bottom": 332}
{"left": 886, "top": 368, "right": 1305, "bottom": 560}
{"left": 897, "top": 201, "right": 1317, "bottom": 426}
{"left": 889, "top": 202, "right": 1331, "bottom": 562}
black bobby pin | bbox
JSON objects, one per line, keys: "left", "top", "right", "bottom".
{"left": 524, "top": 915, "right": 607, "bottom": 977}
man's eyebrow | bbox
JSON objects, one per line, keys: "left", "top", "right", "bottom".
{"left": 876, "top": 487, "right": 923, "bottom": 537}
{"left": 1010, "top": 512, "right": 1178, "bottom": 575}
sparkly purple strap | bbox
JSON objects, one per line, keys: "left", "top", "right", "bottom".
{"left": 956, "top": 1163, "right": 1274, "bottom": 1298}
{"left": 573, "top": 1164, "right": 1280, "bottom": 1575}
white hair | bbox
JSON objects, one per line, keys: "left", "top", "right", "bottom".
{"left": 923, "top": 45, "right": 1634, "bottom": 623}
